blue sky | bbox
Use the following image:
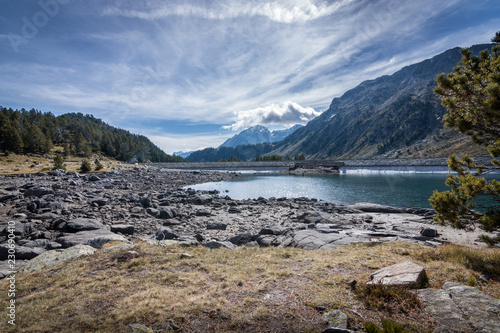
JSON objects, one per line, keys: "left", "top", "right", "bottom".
{"left": 1, "top": 0, "right": 499, "bottom": 153}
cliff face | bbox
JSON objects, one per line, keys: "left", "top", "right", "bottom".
{"left": 219, "top": 125, "right": 302, "bottom": 148}
{"left": 270, "top": 44, "right": 492, "bottom": 159}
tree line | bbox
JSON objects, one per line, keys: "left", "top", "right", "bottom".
{"left": 0, "top": 107, "right": 183, "bottom": 162}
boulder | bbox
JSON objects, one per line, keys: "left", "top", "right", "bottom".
{"left": 229, "top": 233, "right": 256, "bottom": 246}
{"left": 369, "top": 261, "right": 427, "bottom": 288}
{"left": 259, "top": 224, "right": 288, "bottom": 235}
{"left": 85, "top": 234, "right": 129, "bottom": 249}
{"left": 206, "top": 222, "right": 227, "bottom": 230}
{"left": 155, "top": 227, "right": 178, "bottom": 240}
{"left": 2, "top": 221, "right": 25, "bottom": 237}
{"left": 322, "top": 310, "right": 348, "bottom": 329}
{"left": 347, "top": 202, "right": 404, "bottom": 213}
{"left": 0, "top": 244, "right": 46, "bottom": 260}
{"left": 23, "top": 187, "right": 54, "bottom": 198}
{"left": 195, "top": 208, "right": 211, "bottom": 216}
{"left": 193, "top": 194, "right": 212, "bottom": 205}
{"left": 55, "top": 229, "right": 114, "bottom": 248}
{"left": 420, "top": 227, "right": 439, "bottom": 237}
{"left": 66, "top": 218, "right": 104, "bottom": 232}
{"left": 110, "top": 224, "right": 135, "bottom": 235}
{"left": 90, "top": 197, "right": 109, "bottom": 206}
{"left": 18, "top": 245, "right": 96, "bottom": 273}
{"left": 88, "top": 175, "right": 100, "bottom": 182}
{"left": 203, "top": 240, "right": 235, "bottom": 249}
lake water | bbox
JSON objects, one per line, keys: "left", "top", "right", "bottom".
{"left": 188, "top": 172, "right": 498, "bottom": 208}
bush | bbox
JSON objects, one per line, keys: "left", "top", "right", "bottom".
{"left": 80, "top": 160, "right": 92, "bottom": 173}
{"left": 53, "top": 154, "right": 66, "bottom": 170}
{"left": 94, "top": 159, "right": 103, "bottom": 171}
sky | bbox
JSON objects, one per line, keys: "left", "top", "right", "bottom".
{"left": 0, "top": 0, "right": 499, "bottom": 154}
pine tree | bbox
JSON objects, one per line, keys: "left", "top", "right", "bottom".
{"left": 80, "top": 160, "right": 92, "bottom": 173}
{"left": 53, "top": 154, "right": 66, "bottom": 170}
{"left": 429, "top": 32, "right": 500, "bottom": 244}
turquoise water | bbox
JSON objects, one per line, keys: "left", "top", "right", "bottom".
{"left": 189, "top": 173, "right": 498, "bottom": 208}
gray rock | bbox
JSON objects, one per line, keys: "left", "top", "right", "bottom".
{"left": 18, "top": 245, "right": 96, "bottom": 273}
{"left": 420, "top": 227, "right": 439, "bottom": 237}
{"left": 155, "top": 227, "right": 178, "bottom": 240}
{"left": 0, "top": 244, "right": 46, "bottom": 260}
{"left": 90, "top": 197, "right": 109, "bottom": 206}
{"left": 369, "top": 261, "right": 427, "bottom": 288}
{"left": 203, "top": 240, "right": 235, "bottom": 249}
{"left": 23, "top": 187, "right": 54, "bottom": 198}
{"left": 206, "top": 222, "right": 227, "bottom": 230}
{"left": 88, "top": 175, "right": 100, "bottom": 181}
{"left": 193, "top": 194, "right": 212, "bottom": 205}
{"left": 322, "top": 329, "right": 355, "bottom": 333}
{"left": 259, "top": 224, "right": 288, "bottom": 235}
{"left": 322, "top": 310, "right": 348, "bottom": 329}
{"left": 347, "top": 202, "right": 404, "bottom": 213}
{"left": 146, "top": 207, "right": 159, "bottom": 217}
{"left": 55, "top": 229, "right": 114, "bottom": 248}
{"left": 66, "top": 218, "right": 104, "bottom": 232}
{"left": 195, "top": 208, "right": 211, "bottom": 216}
{"left": 2, "top": 221, "right": 25, "bottom": 237}
{"left": 158, "top": 208, "right": 176, "bottom": 219}
{"left": 229, "top": 233, "right": 256, "bottom": 245}
{"left": 110, "top": 224, "right": 135, "bottom": 235}
{"left": 85, "top": 233, "right": 128, "bottom": 249}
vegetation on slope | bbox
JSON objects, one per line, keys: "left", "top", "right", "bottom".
{"left": 0, "top": 107, "right": 182, "bottom": 163}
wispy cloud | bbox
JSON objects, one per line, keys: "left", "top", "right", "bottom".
{"left": 223, "top": 101, "right": 321, "bottom": 131}
{"left": 102, "top": 0, "right": 354, "bottom": 23}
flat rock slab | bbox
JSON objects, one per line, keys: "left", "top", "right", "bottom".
{"left": 418, "top": 284, "right": 500, "bottom": 333}
{"left": 18, "top": 245, "right": 96, "bottom": 274}
{"left": 56, "top": 229, "right": 115, "bottom": 248}
{"left": 66, "top": 218, "right": 104, "bottom": 232}
{"left": 369, "top": 261, "right": 427, "bottom": 288}
{"left": 347, "top": 202, "right": 404, "bottom": 213}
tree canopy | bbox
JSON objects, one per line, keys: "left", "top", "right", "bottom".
{"left": 429, "top": 32, "right": 500, "bottom": 244}
{"left": 0, "top": 107, "right": 183, "bottom": 163}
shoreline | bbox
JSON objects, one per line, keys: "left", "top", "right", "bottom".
{"left": 0, "top": 167, "right": 496, "bottom": 277}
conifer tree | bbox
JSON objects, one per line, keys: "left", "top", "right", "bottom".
{"left": 429, "top": 32, "right": 500, "bottom": 244}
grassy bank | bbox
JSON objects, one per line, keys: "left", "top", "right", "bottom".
{"left": 1, "top": 241, "right": 499, "bottom": 332}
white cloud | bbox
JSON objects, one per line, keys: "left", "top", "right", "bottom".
{"left": 102, "top": 0, "right": 353, "bottom": 23}
{"left": 147, "top": 133, "right": 232, "bottom": 154}
{"left": 223, "top": 101, "right": 321, "bottom": 131}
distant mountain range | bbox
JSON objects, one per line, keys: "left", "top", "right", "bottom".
{"left": 188, "top": 43, "right": 492, "bottom": 162}
{"left": 219, "top": 124, "right": 302, "bottom": 148}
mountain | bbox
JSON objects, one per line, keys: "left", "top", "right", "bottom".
{"left": 269, "top": 44, "right": 493, "bottom": 159}
{"left": 188, "top": 44, "right": 492, "bottom": 162}
{"left": 219, "top": 124, "right": 302, "bottom": 148}
{"left": 0, "top": 107, "right": 183, "bottom": 163}
{"left": 173, "top": 151, "right": 193, "bottom": 159}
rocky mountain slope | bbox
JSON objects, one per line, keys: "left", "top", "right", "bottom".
{"left": 189, "top": 44, "right": 492, "bottom": 162}
{"left": 270, "top": 44, "right": 492, "bottom": 159}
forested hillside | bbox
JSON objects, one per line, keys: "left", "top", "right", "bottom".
{"left": 0, "top": 107, "right": 182, "bottom": 162}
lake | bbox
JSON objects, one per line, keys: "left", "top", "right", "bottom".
{"left": 188, "top": 172, "right": 498, "bottom": 208}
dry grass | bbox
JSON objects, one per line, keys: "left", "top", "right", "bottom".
{"left": 0, "top": 149, "right": 135, "bottom": 175}
{"left": 0, "top": 241, "right": 499, "bottom": 332}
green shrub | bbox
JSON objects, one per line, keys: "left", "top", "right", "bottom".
{"left": 80, "top": 160, "right": 92, "bottom": 173}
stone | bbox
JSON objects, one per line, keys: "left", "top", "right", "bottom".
{"left": 206, "top": 222, "right": 227, "bottom": 230}
{"left": 90, "top": 197, "right": 109, "bottom": 206}
{"left": 229, "top": 233, "right": 256, "bottom": 246}
{"left": 420, "top": 227, "right": 439, "bottom": 237}
{"left": 259, "top": 224, "right": 288, "bottom": 235}
{"left": 155, "top": 227, "right": 178, "bottom": 240}
{"left": 0, "top": 244, "right": 46, "bottom": 260}
{"left": 203, "top": 240, "right": 235, "bottom": 249}
{"left": 88, "top": 175, "right": 100, "bottom": 181}
{"left": 195, "top": 208, "right": 211, "bottom": 216}
{"left": 85, "top": 233, "right": 129, "bottom": 249}
{"left": 23, "top": 187, "right": 54, "bottom": 198}
{"left": 66, "top": 218, "right": 104, "bottom": 232}
{"left": 321, "top": 328, "right": 355, "bottom": 333}
{"left": 110, "top": 224, "right": 135, "bottom": 235}
{"left": 369, "top": 261, "right": 427, "bottom": 288}
{"left": 347, "top": 202, "right": 404, "bottom": 213}
{"left": 322, "top": 310, "right": 348, "bottom": 329}
{"left": 158, "top": 208, "right": 175, "bottom": 219}
{"left": 193, "top": 194, "right": 212, "bottom": 205}
{"left": 2, "top": 221, "right": 25, "bottom": 237}
{"left": 19, "top": 244, "right": 96, "bottom": 273}
{"left": 55, "top": 229, "right": 114, "bottom": 248}
{"left": 146, "top": 207, "right": 159, "bottom": 217}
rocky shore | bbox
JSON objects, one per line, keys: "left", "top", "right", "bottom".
{"left": 0, "top": 167, "right": 495, "bottom": 278}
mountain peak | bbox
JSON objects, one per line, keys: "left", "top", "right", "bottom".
{"left": 219, "top": 124, "right": 302, "bottom": 148}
